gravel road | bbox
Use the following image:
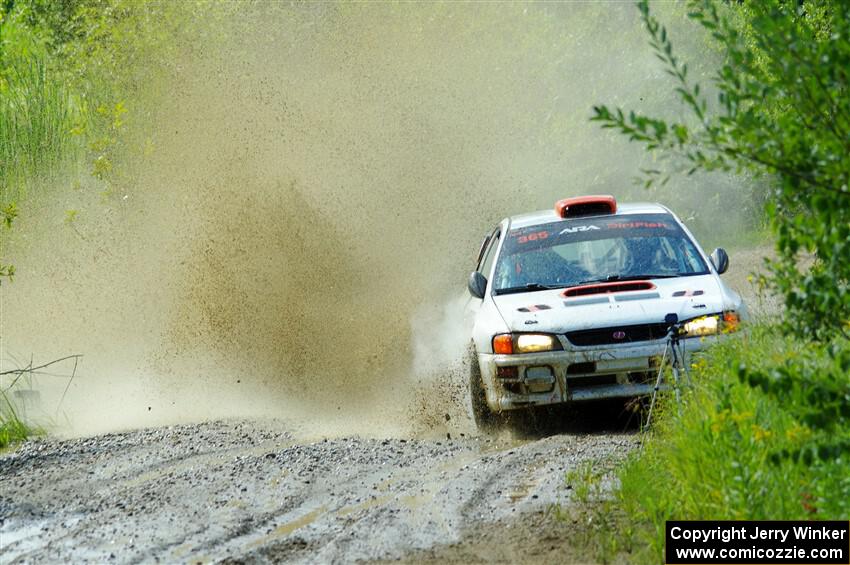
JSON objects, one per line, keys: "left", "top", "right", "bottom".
{"left": 0, "top": 247, "right": 768, "bottom": 564}
{"left": 0, "top": 407, "right": 637, "bottom": 564}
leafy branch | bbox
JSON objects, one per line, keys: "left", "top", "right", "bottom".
{"left": 591, "top": 0, "right": 850, "bottom": 339}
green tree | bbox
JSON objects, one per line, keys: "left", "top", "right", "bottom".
{"left": 593, "top": 0, "right": 850, "bottom": 340}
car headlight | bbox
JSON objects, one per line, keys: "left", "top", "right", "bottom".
{"left": 493, "top": 333, "right": 563, "bottom": 354}
{"left": 682, "top": 311, "right": 741, "bottom": 337}
{"left": 683, "top": 315, "right": 720, "bottom": 336}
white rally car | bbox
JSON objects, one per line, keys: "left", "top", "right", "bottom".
{"left": 465, "top": 195, "right": 747, "bottom": 427}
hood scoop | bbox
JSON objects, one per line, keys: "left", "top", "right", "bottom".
{"left": 562, "top": 280, "right": 656, "bottom": 298}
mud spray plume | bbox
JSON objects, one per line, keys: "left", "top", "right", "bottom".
{"left": 1, "top": 3, "right": 754, "bottom": 438}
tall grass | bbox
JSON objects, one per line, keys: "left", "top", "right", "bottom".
{"left": 0, "top": 55, "right": 82, "bottom": 205}
{"left": 0, "top": 389, "right": 33, "bottom": 448}
{"left": 0, "top": 0, "right": 212, "bottom": 441}
{"left": 568, "top": 325, "right": 850, "bottom": 563}
{"left": 1, "top": 17, "right": 85, "bottom": 440}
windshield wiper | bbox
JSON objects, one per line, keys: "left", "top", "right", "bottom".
{"left": 577, "top": 274, "right": 682, "bottom": 285}
{"left": 494, "top": 283, "right": 564, "bottom": 295}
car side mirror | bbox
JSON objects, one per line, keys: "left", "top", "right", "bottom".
{"left": 710, "top": 247, "right": 729, "bottom": 275}
{"left": 467, "top": 271, "right": 487, "bottom": 299}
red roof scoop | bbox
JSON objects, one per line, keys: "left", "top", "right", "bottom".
{"left": 555, "top": 195, "right": 617, "bottom": 218}
{"left": 562, "top": 280, "right": 656, "bottom": 298}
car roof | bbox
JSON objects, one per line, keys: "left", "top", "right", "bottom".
{"left": 507, "top": 202, "right": 674, "bottom": 229}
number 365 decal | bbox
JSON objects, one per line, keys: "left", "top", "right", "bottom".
{"left": 516, "top": 231, "right": 549, "bottom": 244}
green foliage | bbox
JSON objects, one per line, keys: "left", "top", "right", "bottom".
{"left": 0, "top": 54, "right": 82, "bottom": 197}
{"left": 559, "top": 461, "right": 637, "bottom": 563}
{"left": 585, "top": 327, "right": 850, "bottom": 563}
{"left": 0, "top": 0, "right": 201, "bottom": 191}
{"left": 0, "top": 418, "right": 30, "bottom": 448}
{"left": 0, "top": 0, "right": 226, "bottom": 284}
{"left": 736, "top": 341, "right": 850, "bottom": 514}
{"left": 0, "top": 200, "right": 15, "bottom": 282}
{"left": 582, "top": 5, "right": 850, "bottom": 557}
{"left": 1, "top": 194, "right": 20, "bottom": 283}
{"left": 0, "top": 4, "right": 80, "bottom": 204}
{"left": 0, "top": 389, "right": 33, "bottom": 448}
{"left": 0, "top": 1, "right": 87, "bottom": 283}
{"left": 593, "top": 0, "right": 850, "bottom": 340}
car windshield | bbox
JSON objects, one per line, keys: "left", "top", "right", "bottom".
{"left": 492, "top": 213, "right": 709, "bottom": 294}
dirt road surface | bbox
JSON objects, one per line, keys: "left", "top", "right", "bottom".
{"left": 0, "top": 409, "right": 637, "bottom": 564}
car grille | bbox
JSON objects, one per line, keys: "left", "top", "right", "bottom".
{"left": 566, "top": 374, "right": 617, "bottom": 387}
{"left": 565, "top": 323, "right": 668, "bottom": 346}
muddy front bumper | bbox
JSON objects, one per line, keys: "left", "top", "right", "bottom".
{"left": 478, "top": 336, "right": 716, "bottom": 412}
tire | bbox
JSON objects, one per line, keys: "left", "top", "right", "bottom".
{"left": 467, "top": 346, "right": 500, "bottom": 433}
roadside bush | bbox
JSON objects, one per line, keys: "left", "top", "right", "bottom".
{"left": 0, "top": 0, "right": 229, "bottom": 283}
{"left": 581, "top": 3, "right": 850, "bottom": 559}
{"left": 0, "top": 0, "right": 228, "bottom": 445}
{"left": 1, "top": 5, "right": 84, "bottom": 212}
{"left": 612, "top": 327, "right": 849, "bottom": 563}
{"left": 593, "top": 0, "right": 850, "bottom": 340}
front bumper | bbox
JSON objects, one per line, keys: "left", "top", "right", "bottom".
{"left": 478, "top": 335, "right": 717, "bottom": 412}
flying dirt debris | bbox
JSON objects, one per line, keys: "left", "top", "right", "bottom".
{"left": 1, "top": 2, "right": 757, "bottom": 437}
{"left": 0, "top": 3, "right": 768, "bottom": 563}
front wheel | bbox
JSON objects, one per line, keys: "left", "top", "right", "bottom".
{"left": 467, "top": 346, "right": 501, "bottom": 432}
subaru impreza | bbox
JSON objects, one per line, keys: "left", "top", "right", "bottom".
{"left": 465, "top": 195, "right": 746, "bottom": 427}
